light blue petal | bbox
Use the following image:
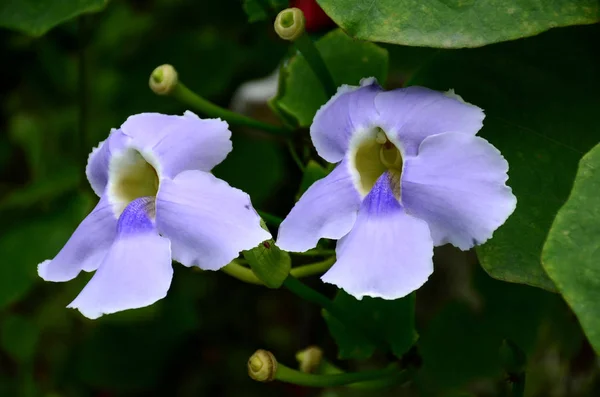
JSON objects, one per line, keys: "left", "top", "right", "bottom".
{"left": 86, "top": 129, "right": 129, "bottom": 197}
{"left": 374, "top": 87, "right": 485, "bottom": 156}
{"left": 68, "top": 197, "right": 172, "bottom": 319}
{"left": 322, "top": 172, "right": 434, "bottom": 299}
{"left": 119, "top": 111, "right": 232, "bottom": 178}
{"left": 310, "top": 79, "right": 381, "bottom": 163}
{"left": 402, "top": 132, "right": 517, "bottom": 250}
{"left": 277, "top": 160, "right": 360, "bottom": 252}
{"left": 38, "top": 194, "right": 117, "bottom": 282}
{"left": 155, "top": 170, "right": 270, "bottom": 270}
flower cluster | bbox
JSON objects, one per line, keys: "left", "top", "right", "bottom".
{"left": 40, "top": 80, "right": 515, "bottom": 318}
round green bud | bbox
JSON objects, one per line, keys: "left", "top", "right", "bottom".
{"left": 248, "top": 349, "right": 278, "bottom": 382}
{"left": 149, "top": 64, "right": 178, "bottom": 95}
{"left": 274, "top": 8, "right": 306, "bottom": 41}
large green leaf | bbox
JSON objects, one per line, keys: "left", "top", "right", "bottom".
{"left": 542, "top": 143, "right": 600, "bottom": 354}
{"left": 408, "top": 25, "right": 599, "bottom": 291}
{"left": 273, "top": 28, "right": 388, "bottom": 127}
{"left": 0, "top": 0, "right": 108, "bottom": 36}
{"left": 323, "top": 291, "right": 417, "bottom": 359}
{"left": 316, "top": 0, "right": 599, "bottom": 48}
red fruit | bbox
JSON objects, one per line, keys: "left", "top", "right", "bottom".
{"left": 290, "top": 0, "right": 335, "bottom": 32}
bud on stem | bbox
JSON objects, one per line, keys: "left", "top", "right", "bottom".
{"left": 274, "top": 8, "right": 306, "bottom": 41}
{"left": 248, "top": 349, "right": 278, "bottom": 382}
{"left": 295, "top": 346, "right": 323, "bottom": 373}
{"left": 149, "top": 64, "right": 178, "bottom": 95}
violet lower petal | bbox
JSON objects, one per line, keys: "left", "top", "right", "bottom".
{"left": 155, "top": 170, "right": 270, "bottom": 270}
{"left": 310, "top": 79, "right": 381, "bottom": 163}
{"left": 401, "top": 132, "right": 517, "bottom": 250}
{"left": 120, "top": 111, "right": 232, "bottom": 178}
{"left": 374, "top": 87, "right": 484, "bottom": 156}
{"left": 38, "top": 194, "right": 118, "bottom": 282}
{"left": 277, "top": 160, "right": 361, "bottom": 252}
{"left": 322, "top": 172, "right": 434, "bottom": 300}
{"left": 68, "top": 197, "right": 172, "bottom": 319}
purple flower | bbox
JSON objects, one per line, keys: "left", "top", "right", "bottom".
{"left": 39, "top": 111, "right": 270, "bottom": 318}
{"left": 277, "top": 79, "right": 516, "bottom": 300}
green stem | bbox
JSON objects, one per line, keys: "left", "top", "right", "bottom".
{"left": 282, "top": 276, "right": 384, "bottom": 346}
{"left": 221, "top": 258, "right": 335, "bottom": 285}
{"left": 275, "top": 363, "right": 402, "bottom": 388}
{"left": 257, "top": 210, "right": 283, "bottom": 226}
{"left": 171, "top": 82, "right": 290, "bottom": 136}
{"left": 287, "top": 139, "right": 305, "bottom": 171}
{"left": 511, "top": 373, "right": 525, "bottom": 397}
{"left": 294, "top": 33, "right": 336, "bottom": 98}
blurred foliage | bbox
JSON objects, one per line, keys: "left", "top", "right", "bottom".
{"left": 0, "top": 0, "right": 599, "bottom": 396}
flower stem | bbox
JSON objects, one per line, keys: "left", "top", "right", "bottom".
{"left": 287, "top": 139, "right": 305, "bottom": 171}
{"left": 221, "top": 257, "right": 335, "bottom": 285}
{"left": 275, "top": 362, "right": 403, "bottom": 387}
{"left": 294, "top": 33, "right": 336, "bottom": 98}
{"left": 171, "top": 82, "right": 289, "bottom": 135}
{"left": 293, "top": 248, "right": 336, "bottom": 257}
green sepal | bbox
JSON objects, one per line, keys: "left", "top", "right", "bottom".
{"left": 243, "top": 220, "right": 291, "bottom": 288}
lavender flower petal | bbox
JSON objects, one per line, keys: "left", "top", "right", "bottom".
{"left": 120, "top": 111, "right": 232, "bottom": 178}
{"left": 311, "top": 79, "right": 381, "bottom": 163}
{"left": 86, "top": 129, "right": 129, "bottom": 197}
{"left": 155, "top": 170, "right": 270, "bottom": 270}
{"left": 402, "top": 132, "right": 517, "bottom": 250}
{"left": 277, "top": 160, "right": 360, "bottom": 252}
{"left": 38, "top": 194, "right": 117, "bottom": 282}
{"left": 322, "top": 172, "right": 434, "bottom": 300}
{"left": 374, "top": 87, "right": 485, "bottom": 156}
{"left": 68, "top": 197, "right": 172, "bottom": 319}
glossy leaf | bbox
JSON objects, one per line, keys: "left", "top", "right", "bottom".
{"left": 316, "top": 0, "right": 599, "bottom": 48}
{"left": 408, "top": 25, "right": 599, "bottom": 291}
{"left": 273, "top": 28, "right": 388, "bottom": 127}
{"left": 296, "top": 159, "right": 329, "bottom": 197}
{"left": 323, "top": 291, "right": 417, "bottom": 359}
{"left": 542, "top": 143, "right": 600, "bottom": 354}
{"left": 0, "top": 0, "right": 108, "bottom": 36}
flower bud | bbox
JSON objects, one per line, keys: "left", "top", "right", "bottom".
{"left": 248, "top": 349, "right": 278, "bottom": 382}
{"left": 149, "top": 64, "right": 178, "bottom": 95}
{"left": 274, "top": 8, "right": 306, "bottom": 41}
{"left": 295, "top": 346, "right": 323, "bottom": 373}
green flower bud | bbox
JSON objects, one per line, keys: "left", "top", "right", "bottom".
{"left": 243, "top": 220, "right": 291, "bottom": 288}
{"left": 274, "top": 8, "right": 306, "bottom": 41}
{"left": 248, "top": 349, "right": 278, "bottom": 382}
{"left": 295, "top": 346, "right": 323, "bottom": 373}
{"left": 149, "top": 64, "right": 178, "bottom": 95}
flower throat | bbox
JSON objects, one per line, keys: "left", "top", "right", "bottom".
{"left": 353, "top": 128, "right": 402, "bottom": 198}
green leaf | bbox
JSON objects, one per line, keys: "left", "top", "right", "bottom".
{"left": 542, "top": 143, "right": 600, "bottom": 354}
{"left": 0, "top": 315, "right": 39, "bottom": 363}
{"left": 0, "top": 0, "right": 108, "bottom": 37}
{"left": 243, "top": 0, "right": 288, "bottom": 23}
{"left": 323, "top": 291, "right": 417, "bottom": 359}
{"left": 408, "top": 25, "right": 599, "bottom": 291}
{"left": 273, "top": 29, "right": 388, "bottom": 127}
{"left": 0, "top": 194, "right": 92, "bottom": 309}
{"left": 243, "top": 223, "right": 291, "bottom": 288}
{"left": 316, "top": 0, "right": 599, "bottom": 48}
{"left": 297, "top": 160, "right": 330, "bottom": 198}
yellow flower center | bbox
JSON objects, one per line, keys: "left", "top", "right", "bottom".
{"left": 108, "top": 148, "right": 159, "bottom": 216}
{"left": 352, "top": 128, "right": 402, "bottom": 198}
